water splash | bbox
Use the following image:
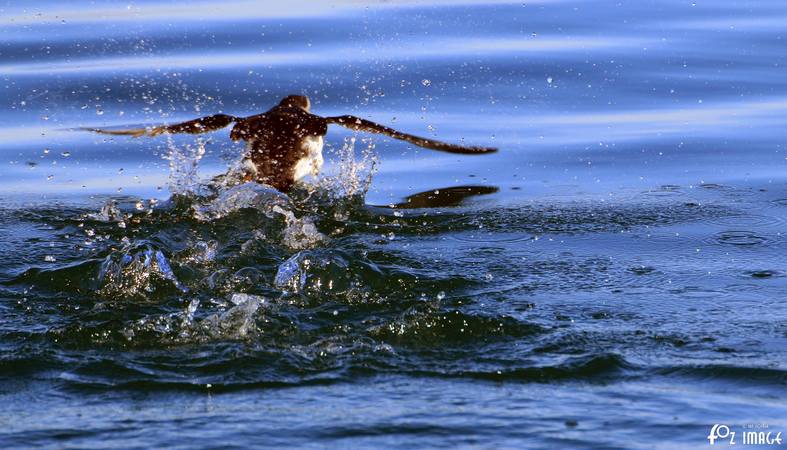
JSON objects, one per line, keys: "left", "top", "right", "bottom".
{"left": 165, "top": 136, "right": 206, "bottom": 196}
{"left": 187, "top": 293, "right": 263, "bottom": 340}
{"left": 319, "top": 136, "right": 378, "bottom": 199}
{"left": 193, "top": 182, "right": 293, "bottom": 221}
{"left": 123, "top": 293, "right": 265, "bottom": 344}
{"left": 274, "top": 249, "right": 386, "bottom": 302}
{"left": 272, "top": 205, "right": 326, "bottom": 250}
{"left": 97, "top": 241, "right": 187, "bottom": 299}
{"left": 192, "top": 182, "right": 327, "bottom": 250}
{"left": 86, "top": 200, "right": 123, "bottom": 222}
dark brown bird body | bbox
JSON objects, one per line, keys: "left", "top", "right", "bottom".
{"left": 86, "top": 95, "right": 496, "bottom": 192}
{"left": 229, "top": 98, "right": 328, "bottom": 191}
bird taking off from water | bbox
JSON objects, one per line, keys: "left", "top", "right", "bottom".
{"left": 85, "top": 95, "right": 497, "bottom": 192}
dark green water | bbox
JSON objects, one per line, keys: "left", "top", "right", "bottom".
{"left": 1, "top": 1, "right": 786, "bottom": 448}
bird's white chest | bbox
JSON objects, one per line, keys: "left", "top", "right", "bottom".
{"left": 292, "top": 135, "right": 324, "bottom": 181}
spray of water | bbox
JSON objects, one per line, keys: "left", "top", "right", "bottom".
{"left": 85, "top": 121, "right": 382, "bottom": 316}
{"left": 164, "top": 136, "right": 207, "bottom": 196}
{"left": 317, "top": 136, "right": 378, "bottom": 200}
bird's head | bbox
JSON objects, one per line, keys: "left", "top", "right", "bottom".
{"left": 279, "top": 95, "right": 311, "bottom": 112}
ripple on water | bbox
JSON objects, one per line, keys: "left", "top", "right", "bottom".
{"left": 615, "top": 264, "right": 672, "bottom": 296}
{"left": 367, "top": 307, "right": 546, "bottom": 346}
{"left": 744, "top": 269, "right": 784, "bottom": 279}
{"left": 447, "top": 231, "right": 533, "bottom": 244}
{"left": 642, "top": 184, "right": 683, "bottom": 197}
{"left": 705, "top": 213, "right": 786, "bottom": 229}
{"left": 698, "top": 183, "right": 760, "bottom": 200}
{"left": 710, "top": 230, "right": 771, "bottom": 247}
{"left": 617, "top": 264, "right": 669, "bottom": 291}
{"left": 669, "top": 286, "right": 725, "bottom": 299}
{"left": 458, "top": 353, "right": 631, "bottom": 382}
{"left": 627, "top": 265, "right": 657, "bottom": 276}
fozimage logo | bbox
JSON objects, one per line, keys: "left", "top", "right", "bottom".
{"left": 708, "top": 424, "right": 732, "bottom": 445}
{"left": 707, "top": 423, "right": 783, "bottom": 446}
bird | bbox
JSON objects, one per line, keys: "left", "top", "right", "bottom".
{"left": 84, "top": 95, "right": 497, "bottom": 192}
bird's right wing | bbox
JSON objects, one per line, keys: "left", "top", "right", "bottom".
{"left": 325, "top": 115, "right": 497, "bottom": 154}
{"left": 82, "top": 114, "right": 240, "bottom": 138}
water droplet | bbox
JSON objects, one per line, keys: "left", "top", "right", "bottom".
{"left": 436, "top": 291, "right": 446, "bottom": 301}
{"left": 135, "top": 201, "right": 144, "bottom": 210}
{"left": 96, "top": 108, "right": 104, "bottom": 116}
{"left": 547, "top": 77, "right": 553, "bottom": 84}
{"left": 421, "top": 79, "right": 431, "bottom": 87}
{"left": 46, "top": 175, "right": 54, "bottom": 181}
{"left": 44, "top": 255, "right": 56, "bottom": 262}
{"left": 61, "top": 151, "right": 71, "bottom": 157}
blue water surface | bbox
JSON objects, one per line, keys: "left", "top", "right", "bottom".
{"left": 1, "top": 1, "right": 786, "bottom": 448}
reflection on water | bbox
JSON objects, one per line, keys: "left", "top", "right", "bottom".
{"left": 374, "top": 185, "right": 499, "bottom": 209}
{"left": 1, "top": 1, "right": 786, "bottom": 449}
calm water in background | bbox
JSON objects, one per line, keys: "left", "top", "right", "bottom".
{"left": 1, "top": 1, "right": 786, "bottom": 448}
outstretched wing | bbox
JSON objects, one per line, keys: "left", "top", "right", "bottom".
{"left": 82, "top": 114, "right": 240, "bottom": 138}
{"left": 325, "top": 115, "right": 497, "bottom": 154}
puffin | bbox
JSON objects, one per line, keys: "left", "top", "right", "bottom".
{"left": 85, "top": 95, "right": 497, "bottom": 192}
